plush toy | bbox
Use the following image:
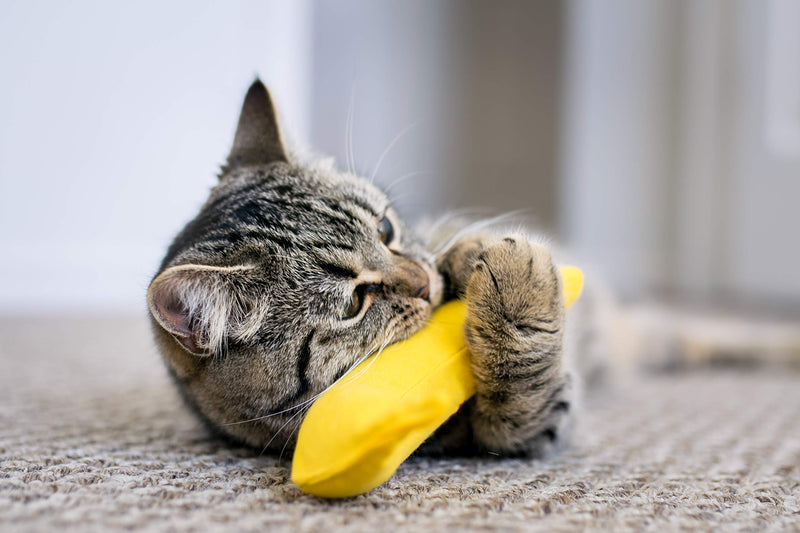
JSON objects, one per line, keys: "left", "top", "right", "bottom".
{"left": 291, "top": 266, "right": 584, "bottom": 498}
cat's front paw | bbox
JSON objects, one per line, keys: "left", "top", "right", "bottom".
{"left": 436, "top": 233, "right": 495, "bottom": 299}
{"left": 462, "top": 236, "right": 569, "bottom": 454}
{"left": 465, "top": 236, "right": 564, "bottom": 354}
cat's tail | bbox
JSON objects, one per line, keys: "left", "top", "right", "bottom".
{"left": 567, "top": 275, "right": 800, "bottom": 388}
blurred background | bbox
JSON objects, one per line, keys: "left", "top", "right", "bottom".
{"left": 1, "top": 0, "right": 798, "bottom": 342}
{"left": 3, "top": 4, "right": 800, "bottom": 525}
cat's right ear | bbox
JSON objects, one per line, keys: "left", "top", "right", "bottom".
{"left": 147, "top": 264, "right": 263, "bottom": 357}
{"left": 225, "top": 79, "right": 288, "bottom": 173}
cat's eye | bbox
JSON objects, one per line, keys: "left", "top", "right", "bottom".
{"left": 342, "top": 284, "right": 380, "bottom": 320}
{"left": 378, "top": 216, "right": 395, "bottom": 245}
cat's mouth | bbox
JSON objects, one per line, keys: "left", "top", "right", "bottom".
{"left": 387, "top": 290, "right": 438, "bottom": 345}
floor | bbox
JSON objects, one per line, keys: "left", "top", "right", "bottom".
{"left": 1, "top": 316, "right": 799, "bottom": 532}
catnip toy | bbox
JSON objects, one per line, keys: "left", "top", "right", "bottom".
{"left": 291, "top": 266, "right": 584, "bottom": 498}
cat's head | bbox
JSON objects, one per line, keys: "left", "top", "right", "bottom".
{"left": 147, "top": 81, "right": 443, "bottom": 449}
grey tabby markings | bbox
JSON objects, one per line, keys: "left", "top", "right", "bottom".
{"left": 147, "top": 80, "right": 571, "bottom": 457}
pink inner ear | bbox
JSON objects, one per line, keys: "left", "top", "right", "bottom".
{"left": 157, "top": 292, "right": 193, "bottom": 337}
{"left": 151, "top": 284, "right": 202, "bottom": 354}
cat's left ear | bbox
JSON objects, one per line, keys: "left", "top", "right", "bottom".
{"left": 147, "top": 264, "right": 265, "bottom": 356}
{"left": 225, "top": 79, "right": 288, "bottom": 172}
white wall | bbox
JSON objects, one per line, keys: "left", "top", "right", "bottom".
{"left": 561, "top": 0, "right": 679, "bottom": 298}
{"left": 309, "top": 1, "right": 563, "bottom": 229}
{"left": 0, "top": 0, "right": 312, "bottom": 313}
{"left": 309, "top": 0, "right": 453, "bottom": 221}
{"left": 562, "top": 0, "right": 800, "bottom": 308}
{"left": 5, "top": 0, "right": 795, "bottom": 315}
{"left": 723, "top": 0, "right": 800, "bottom": 303}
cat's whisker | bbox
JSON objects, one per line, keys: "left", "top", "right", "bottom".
{"left": 432, "top": 209, "right": 532, "bottom": 255}
{"left": 279, "top": 404, "right": 312, "bottom": 463}
{"left": 426, "top": 207, "right": 489, "bottom": 234}
{"left": 338, "top": 333, "right": 395, "bottom": 385}
{"left": 223, "top": 386, "right": 332, "bottom": 426}
{"left": 422, "top": 208, "right": 491, "bottom": 250}
{"left": 326, "top": 339, "right": 389, "bottom": 393}
{"left": 314, "top": 336, "right": 389, "bottom": 392}
{"left": 370, "top": 122, "right": 419, "bottom": 183}
{"left": 243, "top": 338, "right": 393, "bottom": 456}
{"left": 345, "top": 84, "right": 357, "bottom": 175}
{"left": 384, "top": 170, "right": 429, "bottom": 196}
{"left": 261, "top": 406, "right": 308, "bottom": 457}
{"left": 423, "top": 322, "right": 446, "bottom": 335}
{"left": 386, "top": 191, "right": 414, "bottom": 205}
{"left": 267, "top": 332, "right": 398, "bottom": 460}
{"left": 222, "top": 338, "right": 387, "bottom": 426}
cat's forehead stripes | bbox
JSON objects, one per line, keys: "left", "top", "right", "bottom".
{"left": 339, "top": 192, "right": 381, "bottom": 218}
{"left": 162, "top": 165, "right": 392, "bottom": 274}
{"left": 225, "top": 168, "right": 385, "bottom": 227}
{"left": 318, "top": 262, "right": 359, "bottom": 279}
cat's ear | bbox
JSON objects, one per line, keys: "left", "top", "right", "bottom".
{"left": 147, "top": 264, "right": 264, "bottom": 357}
{"left": 225, "top": 79, "right": 288, "bottom": 172}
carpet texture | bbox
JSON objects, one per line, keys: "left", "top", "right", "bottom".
{"left": 1, "top": 316, "right": 799, "bottom": 532}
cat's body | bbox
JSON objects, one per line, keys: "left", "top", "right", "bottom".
{"left": 148, "top": 81, "right": 574, "bottom": 457}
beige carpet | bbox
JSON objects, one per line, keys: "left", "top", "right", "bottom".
{"left": 2, "top": 316, "right": 800, "bottom": 532}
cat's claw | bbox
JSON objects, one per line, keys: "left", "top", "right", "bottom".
{"left": 467, "top": 237, "right": 563, "bottom": 340}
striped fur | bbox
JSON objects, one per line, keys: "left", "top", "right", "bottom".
{"left": 148, "top": 81, "right": 572, "bottom": 457}
{"left": 419, "top": 234, "right": 572, "bottom": 457}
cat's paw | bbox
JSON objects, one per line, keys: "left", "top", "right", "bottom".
{"left": 464, "top": 236, "right": 564, "bottom": 353}
{"left": 436, "top": 233, "right": 496, "bottom": 299}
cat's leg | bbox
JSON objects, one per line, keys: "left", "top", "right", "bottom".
{"left": 436, "top": 233, "right": 494, "bottom": 301}
{"left": 432, "top": 235, "right": 573, "bottom": 457}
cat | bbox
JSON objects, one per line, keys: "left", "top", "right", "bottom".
{"left": 147, "top": 80, "right": 573, "bottom": 458}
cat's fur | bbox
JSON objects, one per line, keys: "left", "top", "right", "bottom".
{"left": 147, "top": 80, "right": 572, "bottom": 457}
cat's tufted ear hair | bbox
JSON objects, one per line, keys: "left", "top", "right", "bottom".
{"left": 147, "top": 264, "right": 267, "bottom": 357}
{"left": 224, "top": 79, "right": 288, "bottom": 174}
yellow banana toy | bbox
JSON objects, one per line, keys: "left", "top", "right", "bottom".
{"left": 291, "top": 266, "right": 584, "bottom": 498}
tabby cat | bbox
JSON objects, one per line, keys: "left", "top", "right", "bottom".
{"left": 147, "top": 80, "right": 573, "bottom": 457}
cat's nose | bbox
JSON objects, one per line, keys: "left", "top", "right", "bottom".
{"left": 393, "top": 259, "right": 430, "bottom": 301}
